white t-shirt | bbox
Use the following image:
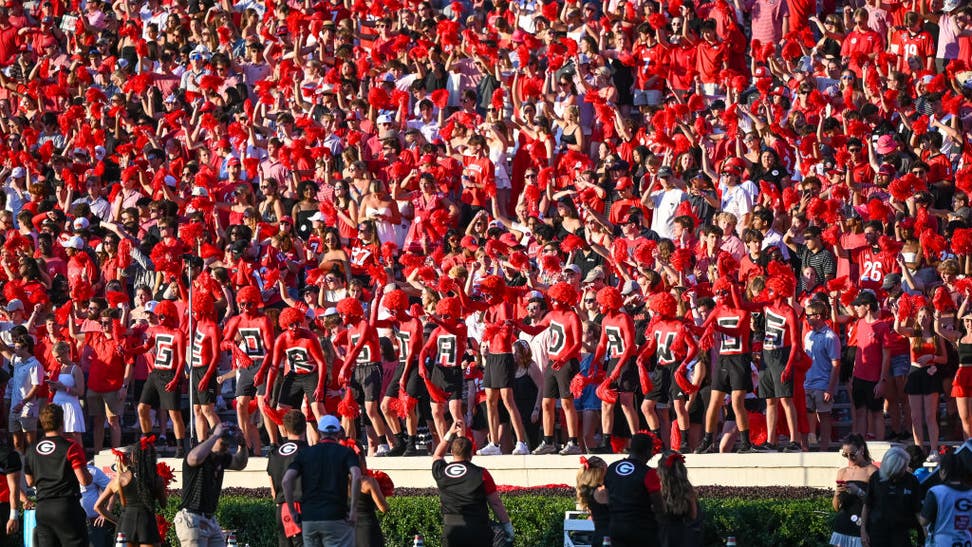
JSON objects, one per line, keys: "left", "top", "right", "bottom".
{"left": 10, "top": 355, "right": 41, "bottom": 415}
{"left": 649, "top": 188, "right": 687, "bottom": 240}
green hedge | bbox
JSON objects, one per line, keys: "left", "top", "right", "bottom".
{"left": 155, "top": 488, "right": 836, "bottom": 547}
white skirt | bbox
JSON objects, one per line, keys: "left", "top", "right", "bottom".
{"left": 54, "top": 397, "right": 87, "bottom": 433}
{"left": 829, "top": 532, "right": 862, "bottom": 547}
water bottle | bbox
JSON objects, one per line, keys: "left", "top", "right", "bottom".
{"left": 226, "top": 531, "right": 238, "bottom": 546}
{"left": 413, "top": 534, "right": 425, "bottom": 547}
{"left": 114, "top": 532, "right": 127, "bottom": 547}
{"left": 602, "top": 537, "right": 612, "bottom": 546}
{"left": 726, "top": 536, "right": 737, "bottom": 546}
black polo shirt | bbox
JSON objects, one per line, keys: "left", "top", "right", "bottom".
{"left": 432, "top": 459, "right": 495, "bottom": 523}
{"left": 180, "top": 451, "right": 233, "bottom": 515}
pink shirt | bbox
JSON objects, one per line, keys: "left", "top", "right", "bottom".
{"left": 747, "top": 0, "right": 789, "bottom": 45}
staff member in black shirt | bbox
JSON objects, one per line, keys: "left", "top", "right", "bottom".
{"left": 268, "top": 411, "right": 308, "bottom": 547}
{"left": 603, "top": 432, "right": 664, "bottom": 547}
{"left": 23, "top": 404, "right": 92, "bottom": 547}
{"left": 432, "top": 421, "right": 514, "bottom": 547}
{"left": 174, "top": 422, "right": 248, "bottom": 546}
{"left": 283, "top": 415, "right": 360, "bottom": 547}
{"left": 0, "top": 439, "right": 23, "bottom": 547}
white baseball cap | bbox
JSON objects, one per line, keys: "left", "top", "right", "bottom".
{"left": 72, "top": 217, "right": 90, "bottom": 231}
{"left": 10, "top": 167, "right": 25, "bottom": 179}
{"left": 5, "top": 299, "right": 23, "bottom": 313}
{"left": 64, "top": 235, "right": 85, "bottom": 249}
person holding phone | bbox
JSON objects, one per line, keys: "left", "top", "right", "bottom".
{"left": 432, "top": 421, "right": 514, "bottom": 547}
{"left": 830, "top": 434, "right": 877, "bottom": 547}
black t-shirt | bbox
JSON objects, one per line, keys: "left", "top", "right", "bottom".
{"left": 603, "top": 458, "right": 660, "bottom": 532}
{"left": 0, "top": 446, "right": 22, "bottom": 503}
{"left": 180, "top": 451, "right": 233, "bottom": 514}
{"left": 432, "top": 459, "right": 495, "bottom": 523}
{"left": 287, "top": 440, "right": 359, "bottom": 521}
{"left": 23, "top": 435, "right": 85, "bottom": 501}
{"left": 267, "top": 440, "right": 307, "bottom": 504}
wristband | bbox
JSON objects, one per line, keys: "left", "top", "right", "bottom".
{"left": 443, "top": 434, "right": 455, "bottom": 443}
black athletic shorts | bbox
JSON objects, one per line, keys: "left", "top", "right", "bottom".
{"left": 236, "top": 360, "right": 267, "bottom": 398}
{"left": 139, "top": 370, "right": 180, "bottom": 411}
{"left": 851, "top": 377, "right": 884, "bottom": 411}
{"left": 431, "top": 365, "right": 464, "bottom": 401}
{"left": 712, "top": 354, "right": 753, "bottom": 393}
{"left": 483, "top": 352, "right": 515, "bottom": 389}
{"left": 190, "top": 367, "right": 217, "bottom": 405}
{"left": 350, "top": 363, "right": 383, "bottom": 403}
{"left": 759, "top": 347, "right": 794, "bottom": 399}
{"left": 279, "top": 372, "right": 319, "bottom": 408}
{"left": 543, "top": 358, "right": 579, "bottom": 399}
{"left": 384, "top": 362, "right": 424, "bottom": 399}
{"left": 442, "top": 515, "right": 493, "bottom": 547}
{"left": 607, "top": 358, "right": 640, "bottom": 394}
{"left": 646, "top": 365, "right": 672, "bottom": 403}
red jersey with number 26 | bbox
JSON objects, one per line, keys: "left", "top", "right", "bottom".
{"left": 855, "top": 247, "right": 898, "bottom": 284}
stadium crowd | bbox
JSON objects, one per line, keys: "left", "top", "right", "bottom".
{"left": 0, "top": 0, "right": 968, "bottom": 474}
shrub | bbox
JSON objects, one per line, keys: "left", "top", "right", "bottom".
{"left": 157, "top": 487, "right": 835, "bottom": 547}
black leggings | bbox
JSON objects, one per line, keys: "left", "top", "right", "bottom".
{"left": 442, "top": 518, "right": 493, "bottom": 547}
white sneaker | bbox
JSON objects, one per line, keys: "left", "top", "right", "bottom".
{"left": 375, "top": 443, "right": 391, "bottom": 457}
{"left": 512, "top": 441, "right": 529, "bottom": 455}
{"left": 477, "top": 443, "right": 503, "bottom": 456}
{"left": 559, "top": 442, "right": 582, "bottom": 455}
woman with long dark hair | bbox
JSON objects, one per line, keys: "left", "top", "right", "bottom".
{"left": 95, "top": 442, "right": 167, "bottom": 547}
{"left": 830, "top": 434, "right": 877, "bottom": 547}
{"left": 657, "top": 451, "right": 702, "bottom": 547}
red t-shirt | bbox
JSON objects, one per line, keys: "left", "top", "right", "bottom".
{"left": 852, "top": 318, "right": 892, "bottom": 382}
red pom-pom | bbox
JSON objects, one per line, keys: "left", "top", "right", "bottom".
{"left": 337, "top": 389, "right": 361, "bottom": 418}
{"left": 548, "top": 282, "right": 579, "bottom": 306}
{"left": 561, "top": 234, "right": 585, "bottom": 253}
{"left": 933, "top": 286, "right": 957, "bottom": 313}
{"left": 953, "top": 228, "right": 972, "bottom": 256}
{"left": 596, "top": 379, "right": 618, "bottom": 404}
{"left": 430, "top": 89, "right": 449, "bottom": 109}
{"left": 920, "top": 229, "right": 947, "bottom": 262}
{"left": 670, "top": 248, "right": 692, "bottom": 272}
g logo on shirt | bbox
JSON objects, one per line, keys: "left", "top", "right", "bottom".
{"left": 36, "top": 440, "right": 56, "bottom": 455}
{"left": 444, "top": 463, "right": 467, "bottom": 478}
{"left": 279, "top": 442, "right": 298, "bottom": 456}
{"left": 615, "top": 461, "right": 635, "bottom": 477}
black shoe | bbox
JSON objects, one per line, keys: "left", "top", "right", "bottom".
{"left": 694, "top": 439, "right": 714, "bottom": 454}
{"left": 590, "top": 443, "right": 613, "bottom": 454}
{"left": 781, "top": 442, "right": 803, "bottom": 453}
{"left": 387, "top": 441, "right": 407, "bottom": 457}
{"left": 679, "top": 443, "right": 689, "bottom": 453}
{"left": 174, "top": 445, "right": 185, "bottom": 458}
{"left": 735, "top": 443, "right": 757, "bottom": 453}
{"left": 755, "top": 442, "right": 778, "bottom": 452}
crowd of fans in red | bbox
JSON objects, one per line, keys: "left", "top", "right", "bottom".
{"left": 0, "top": 0, "right": 970, "bottom": 460}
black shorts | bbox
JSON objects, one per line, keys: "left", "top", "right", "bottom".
{"left": 431, "top": 365, "right": 464, "bottom": 401}
{"left": 646, "top": 365, "right": 672, "bottom": 403}
{"left": 543, "top": 358, "right": 579, "bottom": 399}
{"left": 138, "top": 370, "right": 180, "bottom": 411}
{"left": 712, "top": 354, "right": 753, "bottom": 393}
{"left": 36, "top": 496, "right": 88, "bottom": 547}
{"left": 472, "top": 400, "right": 509, "bottom": 430}
{"left": 350, "top": 363, "right": 383, "bottom": 403}
{"left": 384, "top": 363, "right": 424, "bottom": 399}
{"left": 607, "top": 358, "right": 640, "bottom": 394}
{"left": 236, "top": 360, "right": 267, "bottom": 398}
{"left": 483, "top": 353, "right": 515, "bottom": 390}
{"left": 279, "top": 372, "right": 319, "bottom": 408}
{"left": 759, "top": 347, "right": 794, "bottom": 399}
{"left": 688, "top": 384, "right": 710, "bottom": 424}
{"left": 190, "top": 367, "right": 217, "bottom": 405}
{"left": 442, "top": 516, "right": 492, "bottom": 547}
{"left": 852, "top": 377, "right": 884, "bottom": 411}
{"left": 904, "top": 366, "right": 943, "bottom": 396}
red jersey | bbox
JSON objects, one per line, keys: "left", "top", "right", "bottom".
{"left": 694, "top": 39, "right": 728, "bottom": 84}
{"left": 856, "top": 247, "right": 898, "bottom": 284}
{"left": 593, "top": 311, "right": 636, "bottom": 365}
{"left": 420, "top": 323, "right": 468, "bottom": 368}
{"left": 648, "top": 319, "right": 699, "bottom": 367}
{"left": 763, "top": 301, "right": 798, "bottom": 350}
{"left": 344, "top": 319, "right": 381, "bottom": 367}
{"left": 841, "top": 30, "right": 883, "bottom": 74}
{"left": 896, "top": 30, "right": 935, "bottom": 73}
{"left": 711, "top": 306, "right": 751, "bottom": 356}
{"left": 540, "top": 308, "right": 583, "bottom": 363}
{"left": 394, "top": 316, "right": 424, "bottom": 366}
{"left": 143, "top": 325, "right": 186, "bottom": 374}
{"left": 271, "top": 329, "right": 327, "bottom": 376}
{"left": 222, "top": 313, "right": 274, "bottom": 367}
{"left": 189, "top": 319, "right": 221, "bottom": 373}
